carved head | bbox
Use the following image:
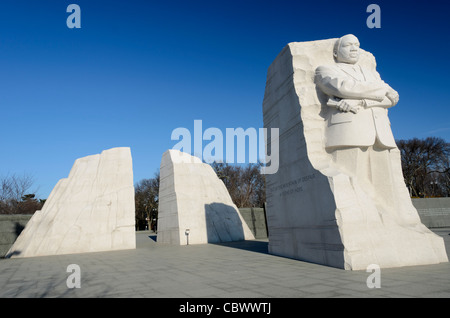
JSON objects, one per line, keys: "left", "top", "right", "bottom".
{"left": 333, "top": 34, "right": 360, "bottom": 64}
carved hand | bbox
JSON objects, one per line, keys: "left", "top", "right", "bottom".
{"left": 337, "top": 99, "right": 361, "bottom": 114}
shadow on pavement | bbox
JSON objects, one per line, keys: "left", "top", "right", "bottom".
{"left": 211, "top": 239, "right": 269, "bottom": 254}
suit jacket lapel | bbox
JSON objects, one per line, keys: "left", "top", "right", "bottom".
{"left": 337, "top": 64, "right": 365, "bottom": 81}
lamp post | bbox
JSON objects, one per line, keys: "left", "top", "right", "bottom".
{"left": 185, "top": 229, "right": 190, "bottom": 245}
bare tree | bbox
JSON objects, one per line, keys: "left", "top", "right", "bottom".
{"left": 133, "top": 163, "right": 266, "bottom": 228}
{"left": 0, "top": 173, "right": 42, "bottom": 214}
{"left": 442, "top": 157, "right": 450, "bottom": 196}
{"left": 134, "top": 171, "right": 160, "bottom": 231}
{"left": 211, "top": 162, "right": 266, "bottom": 208}
{"left": 397, "top": 137, "right": 450, "bottom": 197}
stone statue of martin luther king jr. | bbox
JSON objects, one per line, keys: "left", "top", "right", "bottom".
{"left": 315, "top": 34, "right": 399, "bottom": 150}
{"left": 315, "top": 34, "right": 404, "bottom": 214}
{"left": 309, "top": 34, "right": 448, "bottom": 268}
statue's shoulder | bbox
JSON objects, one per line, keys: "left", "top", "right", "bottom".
{"left": 315, "top": 63, "right": 341, "bottom": 77}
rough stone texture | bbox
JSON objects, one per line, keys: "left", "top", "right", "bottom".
{"left": 6, "top": 147, "right": 136, "bottom": 258}
{"left": 262, "top": 38, "right": 448, "bottom": 270}
{"left": 158, "top": 149, "right": 255, "bottom": 245}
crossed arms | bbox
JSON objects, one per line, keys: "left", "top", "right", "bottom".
{"left": 315, "top": 65, "right": 399, "bottom": 113}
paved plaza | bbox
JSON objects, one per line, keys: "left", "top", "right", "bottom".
{"left": 0, "top": 228, "right": 449, "bottom": 298}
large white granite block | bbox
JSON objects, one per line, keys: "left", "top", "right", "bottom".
{"left": 157, "top": 149, "right": 255, "bottom": 245}
{"left": 262, "top": 36, "right": 448, "bottom": 270}
{"left": 6, "top": 147, "right": 136, "bottom": 258}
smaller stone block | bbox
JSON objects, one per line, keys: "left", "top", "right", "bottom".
{"left": 158, "top": 149, "right": 255, "bottom": 245}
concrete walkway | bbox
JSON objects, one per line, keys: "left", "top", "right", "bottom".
{"left": 0, "top": 229, "right": 449, "bottom": 298}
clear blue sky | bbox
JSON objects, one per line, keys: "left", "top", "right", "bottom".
{"left": 1, "top": 0, "right": 449, "bottom": 199}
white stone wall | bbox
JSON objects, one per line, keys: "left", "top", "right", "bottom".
{"left": 6, "top": 147, "right": 136, "bottom": 258}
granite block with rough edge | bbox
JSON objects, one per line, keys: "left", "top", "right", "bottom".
{"left": 6, "top": 147, "right": 136, "bottom": 258}
{"left": 262, "top": 37, "right": 448, "bottom": 270}
{"left": 157, "top": 149, "right": 255, "bottom": 245}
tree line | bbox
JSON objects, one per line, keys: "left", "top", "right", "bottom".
{"left": 134, "top": 162, "right": 266, "bottom": 230}
{"left": 0, "top": 174, "right": 45, "bottom": 215}
{"left": 134, "top": 137, "right": 450, "bottom": 229}
{"left": 1, "top": 137, "right": 448, "bottom": 222}
{"left": 396, "top": 137, "right": 449, "bottom": 198}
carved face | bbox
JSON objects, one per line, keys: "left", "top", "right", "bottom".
{"left": 335, "top": 35, "right": 360, "bottom": 64}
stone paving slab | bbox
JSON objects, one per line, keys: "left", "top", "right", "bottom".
{"left": 0, "top": 228, "right": 449, "bottom": 298}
